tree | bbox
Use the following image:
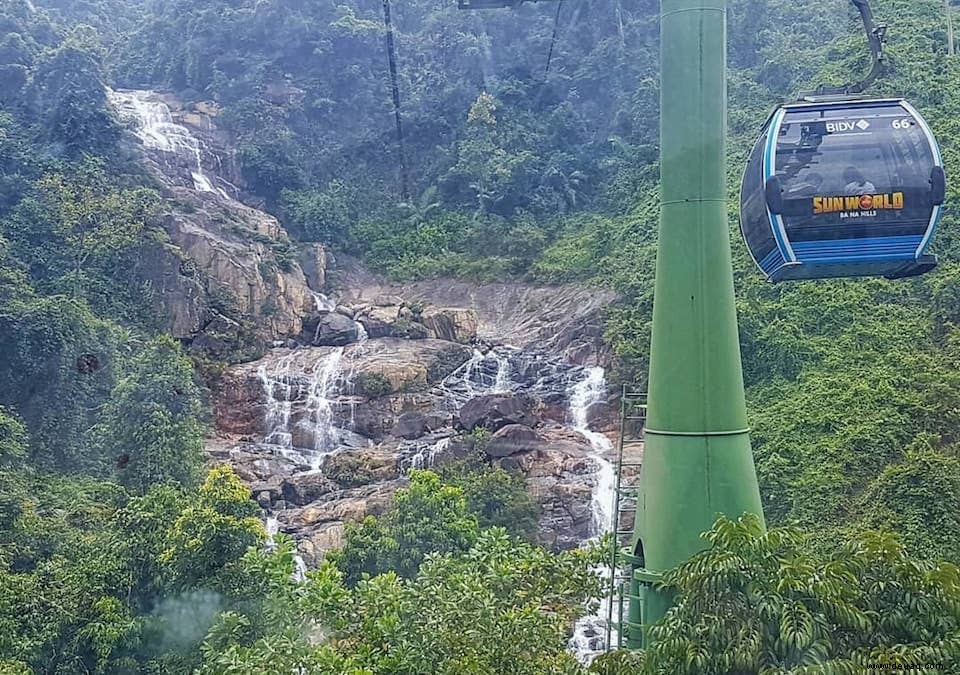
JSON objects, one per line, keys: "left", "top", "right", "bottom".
{"left": 200, "top": 529, "right": 603, "bottom": 675}
{"left": 32, "top": 30, "right": 120, "bottom": 157}
{"left": 160, "top": 466, "right": 264, "bottom": 589}
{"left": 0, "top": 407, "right": 26, "bottom": 464}
{"left": 439, "top": 460, "right": 540, "bottom": 541}
{"left": 280, "top": 180, "right": 357, "bottom": 243}
{"left": 0, "top": 295, "right": 118, "bottom": 472}
{"left": 854, "top": 441, "right": 960, "bottom": 562}
{"left": 595, "top": 515, "right": 960, "bottom": 674}
{"left": 35, "top": 162, "right": 159, "bottom": 299}
{"left": 100, "top": 335, "right": 205, "bottom": 494}
{"left": 329, "top": 469, "right": 480, "bottom": 586}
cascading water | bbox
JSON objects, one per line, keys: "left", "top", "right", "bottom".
{"left": 567, "top": 366, "right": 616, "bottom": 663}
{"left": 265, "top": 517, "right": 307, "bottom": 582}
{"left": 304, "top": 348, "right": 345, "bottom": 459}
{"left": 108, "top": 89, "right": 231, "bottom": 198}
{"left": 437, "top": 346, "right": 516, "bottom": 409}
{"left": 258, "top": 347, "right": 369, "bottom": 469}
{"left": 257, "top": 353, "right": 298, "bottom": 450}
{"left": 311, "top": 292, "right": 335, "bottom": 312}
{"left": 257, "top": 338, "right": 618, "bottom": 645}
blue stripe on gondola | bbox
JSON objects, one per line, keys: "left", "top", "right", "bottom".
{"left": 791, "top": 235, "right": 923, "bottom": 262}
{"left": 763, "top": 109, "right": 795, "bottom": 262}
{"left": 758, "top": 247, "right": 785, "bottom": 275}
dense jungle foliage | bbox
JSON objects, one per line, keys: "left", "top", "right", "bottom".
{"left": 3, "top": 0, "right": 960, "bottom": 671}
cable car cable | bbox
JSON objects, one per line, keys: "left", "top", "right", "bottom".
{"left": 382, "top": 0, "right": 410, "bottom": 200}
{"left": 544, "top": 0, "right": 564, "bottom": 78}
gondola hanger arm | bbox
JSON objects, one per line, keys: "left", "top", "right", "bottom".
{"left": 810, "top": 0, "right": 887, "bottom": 97}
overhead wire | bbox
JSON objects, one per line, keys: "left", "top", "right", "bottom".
{"left": 544, "top": 0, "right": 564, "bottom": 78}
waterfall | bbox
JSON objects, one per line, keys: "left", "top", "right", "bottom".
{"left": 354, "top": 320, "right": 369, "bottom": 343}
{"left": 257, "top": 353, "right": 298, "bottom": 450}
{"left": 258, "top": 348, "right": 367, "bottom": 469}
{"left": 265, "top": 516, "right": 307, "bottom": 582}
{"left": 569, "top": 367, "right": 616, "bottom": 534}
{"left": 304, "top": 348, "right": 345, "bottom": 460}
{"left": 437, "top": 346, "right": 516, "bottom": 409}
{"left": 492, "top": 350, "right": 512, "bottom": 393}
{"left": 311, "top": 292, "right": 335, "bottom": 312}
{"left": 567, "top": 366, "right": 616, "bottom": 663}
{"left": 108, "top": 88, "right": 231, "bottom": 198}
{"left": 399, "top": 436, "right": 451, "bottom": 473}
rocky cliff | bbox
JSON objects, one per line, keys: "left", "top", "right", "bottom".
{"left": 210, "top": 268, "right": 622, "bottom": 565}
{"left": 111, "top": 87, "right": 633, "bottom": 577}
{"left": 110, "top": 89, "right": 318, "bottom": 350}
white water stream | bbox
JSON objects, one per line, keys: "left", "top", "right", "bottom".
{"left": 112, "top": 84, "right": 620, "bottom": 651}
{"left": 265, "top": 516, "right": 307, "bottom": 582}
{"left": 257, "top": 345, "right": 369, "bottom": 470}
{"left": 108, "top": 88, "right": 233, "bottom": 198}
{"left": 567, "top": 366, "right": 617, "bottom": 662}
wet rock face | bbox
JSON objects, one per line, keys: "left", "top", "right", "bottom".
{"left": 515, "top": 436, "right": 600, "bottom": 551}
{"left": 110, "top": 89, "right": 316, "bottom": 346}
{"left": 298, "top": 243, "right": 327, "bottom": 292}
{"left": 485, "top": 424, "right": 540, "bottom": 458}
{"left": 458, "top": 393, "right": 539, "bottom": 432}
{"left": 305, "top": 312, "right": 358, "bottom": 347}
{"left": 351, "top": 339, "right": 473, "bottom": 395}
{"left": 207, "top": 265, "right": 623, "bottom": 565}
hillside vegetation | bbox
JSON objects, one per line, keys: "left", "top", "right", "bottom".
{"left": 1, "top": 0, "right": 959, "bottom": 672}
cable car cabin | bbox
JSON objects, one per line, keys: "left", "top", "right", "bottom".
{"left": 740, "top": 98, "right": 945, "bottom": 282}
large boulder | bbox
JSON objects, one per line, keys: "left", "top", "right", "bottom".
{"left": 285, "top": 480, "right": 404, "bottom": 529}
{"left": 281, "top": 471, "right": 339, "bottom": 506}
{"left": 352, "top": 339, "right": 472, "bottom": 395}
{"left": 320, "top": 446, "right": 398, "bottom": 487}
{"left": 350, "top": 392, "right": 436, "bottom": 441}
{"left": 391, "top": 411, "right": 448, "bottom": 440}
{"left": 305, "top": 312, "right": 358, "bottom": 346}
{"left": 298, "top": 522, "right": 345, "bottom": 567}
{"left": 484, "top": 424, "right": 540, "bottom": 458}
{"left": 357, "top": 305, "right": 400, "bottom": 338}
{"left": 420, "top": 307, "right": 478, "bottom": 344}
{"left": 458, "top": 393, "right": 538, "bottom": 432}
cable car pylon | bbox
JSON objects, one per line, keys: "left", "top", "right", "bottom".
{"left": 457, "top": 0, "right": 767, "bottom": 650}
{"left": 625, "top": 0, "right": 765, "bottom": 647}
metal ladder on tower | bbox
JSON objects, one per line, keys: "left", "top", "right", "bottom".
{"left": 604, "top": 386, "right": 647, "bottom": 651}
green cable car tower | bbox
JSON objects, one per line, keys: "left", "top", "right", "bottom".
{"left": 623, "top": 0, "right": 764, "bottom": 647}
{"left": 456, "top": 0, "right": 766, "bottom": 648}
